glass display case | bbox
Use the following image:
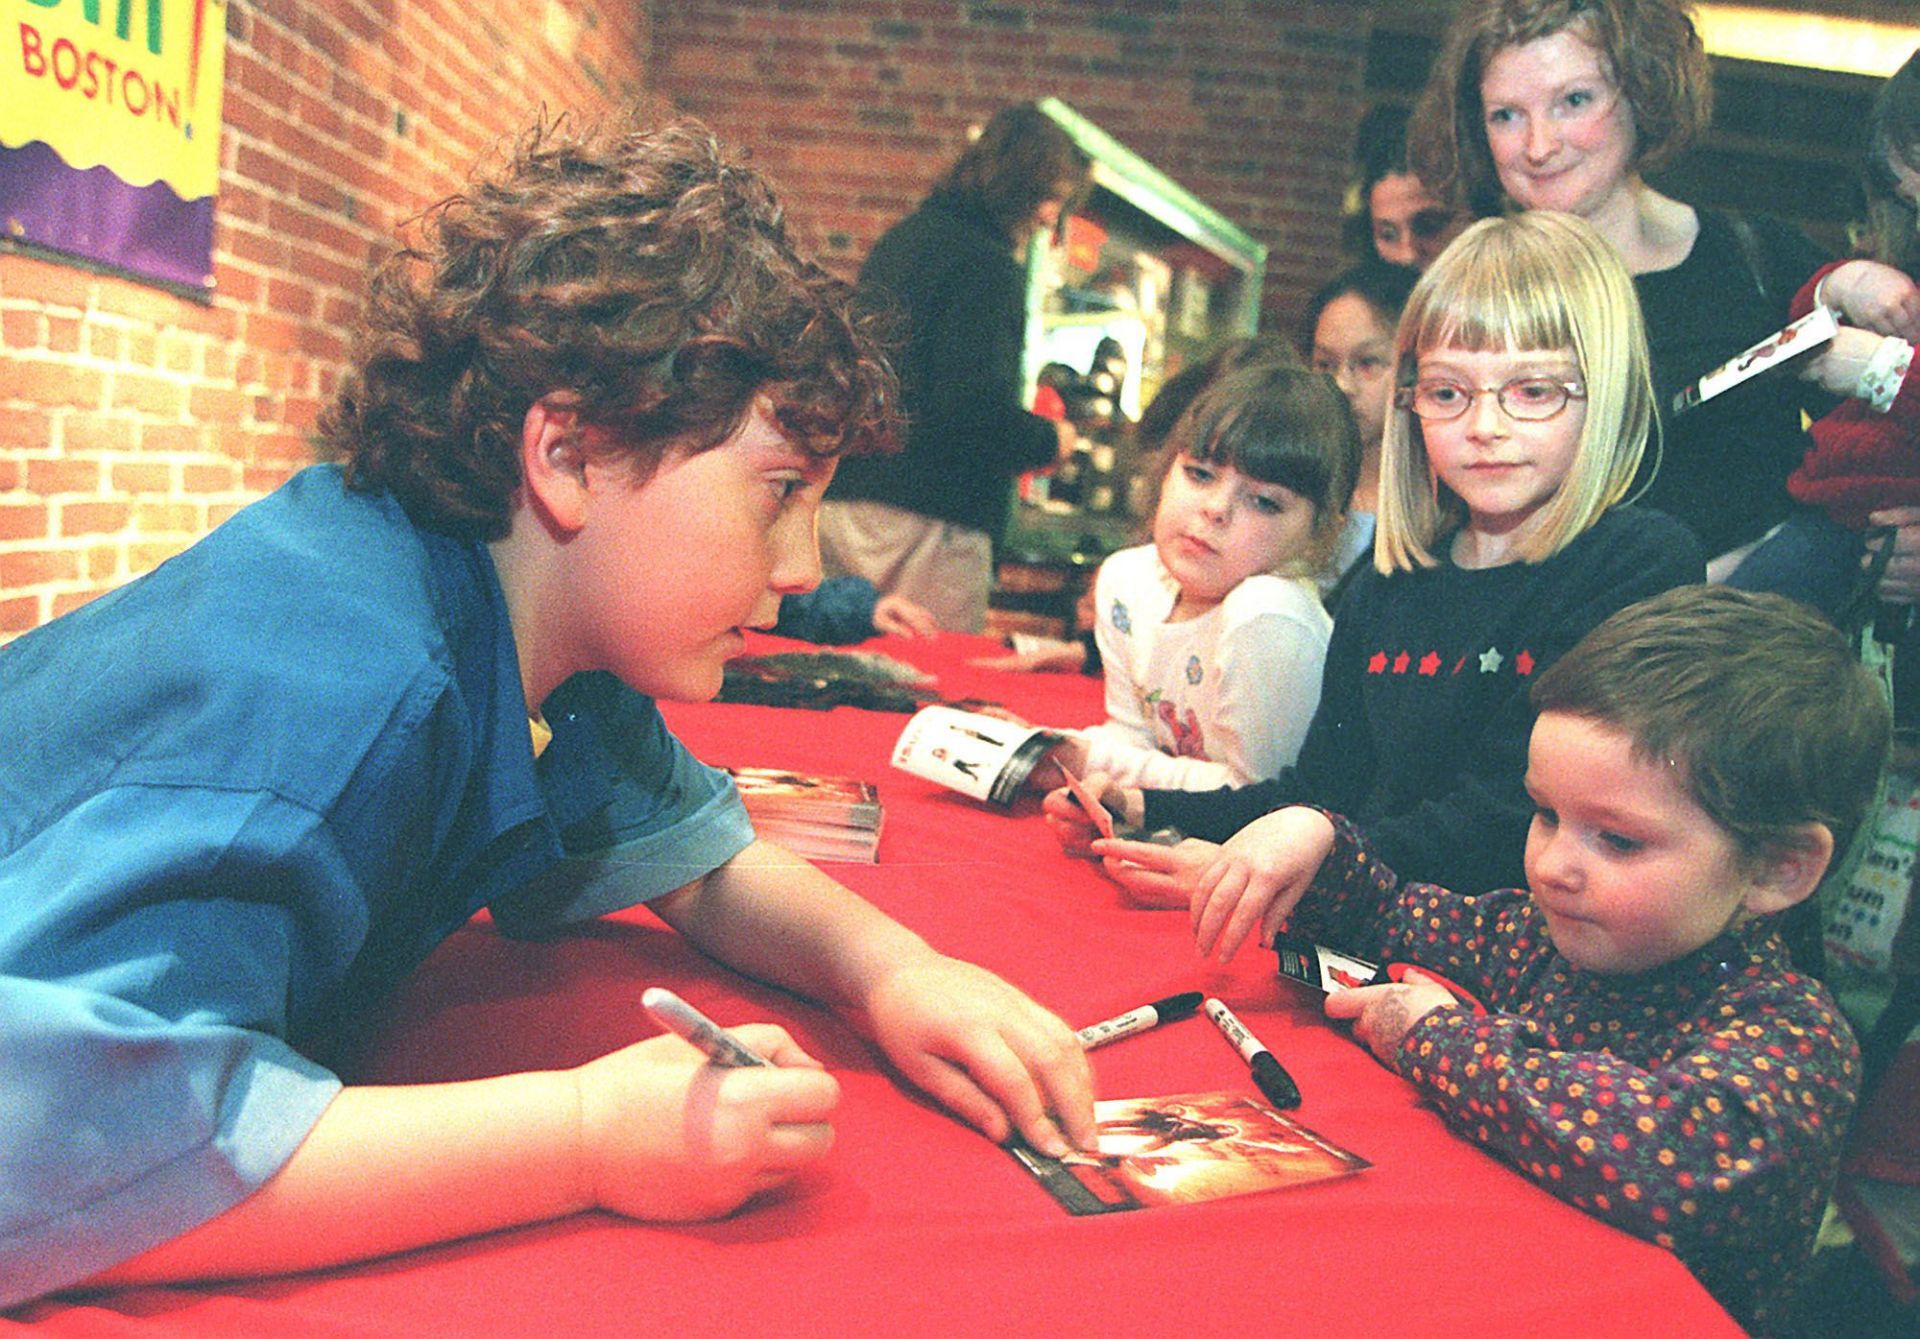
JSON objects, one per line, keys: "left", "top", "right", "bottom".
{"left": 994, "top": 99, "right": 1268, "bottom": 629}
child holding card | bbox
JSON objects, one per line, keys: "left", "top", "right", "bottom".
{"left": 1036, "top": 363, "right": 1361, "bottom": 793}
{"left": 1051, "top": 212, "right": 1704, "bottom": 901}
{"left": 1726, "top": 47, "right": 1920, "bottom": 646}
{"left": 1197, "top": 587, "right": 1885, "bottom": 1330}
{"left": 0, "top": 114, "right": 1094, "bottom": 1308}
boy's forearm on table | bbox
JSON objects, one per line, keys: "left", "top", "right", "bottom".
{"left": 89, "top": 1070, "right": 584, "bottom": 1288}
{"left": 654, "top": 840, "right": 935, "bottom": 1017}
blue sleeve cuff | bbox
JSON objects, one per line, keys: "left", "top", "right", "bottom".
{"left": 0, "top": 983, "right": 341, "bottom": 1309}
{"left": 772, "top": 576, "right": 879, "bottom": 645}
{"left": 503, "top": 742, "right": 756, "bottom": 930}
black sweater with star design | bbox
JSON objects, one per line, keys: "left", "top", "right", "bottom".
{"left": 1143, "top": 506, "right": 1705, "bottom": 893}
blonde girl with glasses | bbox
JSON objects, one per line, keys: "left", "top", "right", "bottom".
{"left": 1053, "top": 213, "right": 1705, "bottom": 930}
{"left": 1410, "top": 0, "right": 1832, "bottom": 583}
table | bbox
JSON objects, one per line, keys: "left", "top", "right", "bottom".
{"left": 8, "top": 632, "right": 1741, "bottom": 1337}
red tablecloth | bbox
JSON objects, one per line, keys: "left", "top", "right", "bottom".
{"left": 10, "top": 633, "right": 1741, "bottom": 1337}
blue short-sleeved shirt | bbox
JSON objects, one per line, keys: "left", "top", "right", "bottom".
{"left": 0, "top": 465, "right": 755, "bottom": 1306}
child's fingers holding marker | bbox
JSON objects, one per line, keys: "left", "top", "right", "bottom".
{"left": 572, "top": 1033, "right": 842, "bottom": 1222}
{"left": 720, "top": 1023, "right": 828, "bottom": 1070}
{"left": 1042, "top": 787, "right": 1102, "bottom": 856}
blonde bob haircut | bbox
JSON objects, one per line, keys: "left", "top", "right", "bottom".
{"left": 1375, "top": 211, "right": 1653, "bottom": 572}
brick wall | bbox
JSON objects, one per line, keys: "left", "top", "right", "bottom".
{"left": 0, "top": 0, "right": 657, "bottom": 636}
{"left": 1, "top": 0, "right": 1373, "bottom": 637}
{"left": 651, "top": 1, "right": 1368, "bottom": 324}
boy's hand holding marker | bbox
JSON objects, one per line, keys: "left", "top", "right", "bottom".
{"left": 570, "top": 989, "right": 838, "bottom": 1221}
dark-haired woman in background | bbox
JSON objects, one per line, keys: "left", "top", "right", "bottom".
{"left": 1303, "top": 259, "right": 1420, "bottom": 610}
{"left": 821, "top": 103, "right": 1090, "bottom": 633}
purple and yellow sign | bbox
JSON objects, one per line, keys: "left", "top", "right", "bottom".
{"left": 2, "top": 0, "right": 228, "bottom": 290}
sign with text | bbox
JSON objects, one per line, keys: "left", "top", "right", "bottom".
{"left": 2, "top": 0, "right": 229, "bottom": 290}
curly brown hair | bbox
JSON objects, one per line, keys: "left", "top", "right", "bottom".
{"left": 1410, "top": 0, "right": 1713, "bottom": 217}
{"left": 322, "top": 114, "right": 898, "bottom": 540}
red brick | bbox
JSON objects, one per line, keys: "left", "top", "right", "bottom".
{"left": 91, "top": 278, "right": 190, "bottom": 327}
{"left": 0, "top": 595, "right": 42, "bottom": 633}
{"left": 0, "top": 548, "right": 81, "bottom": 585}
{"left": 182, "top": 463, "right": 239, "bottom": 493}
{"left": 110, "top": 372, "right": 187, "bottom": 417}
{"left": 132, "top": 502, "right": 201, "bottom": 533}
{"left": 1, "top": 310, "right": 40, "bottom": 349}
{"left": 59, "top": 501, "right": 134, "bottom": 536}
{"left": 86, "top": 323, "right": 125, "bottom": 361}
{"left": 60, "top": 414, "right": 136, "bottom": 454}
{"left": 0, "top": 502, "right": 49, "bottom": 540}
{"left": 85, "top": 544, "right": 122, "bottom": 580}
{"left": 111, "top": 463, "right": 174, "bottom": 493}
{"left": 51, "top": 587, "right": 114, "bottom": 618}
{"left": 158, "top": 333, "right": 198, "bottom": 374}
{"left": 128, "top": 539, "right": 192, "bottom": 572}
{"left": 0, "top": 361, "right": 106, "bottom": 410}
{"left": 45, "top": 315, "right": 81, "bottom": 355}
{"left": 140, "top": 423, "right": 210, "bottom": 456}
{"left": 189, "top": 387, "right": 251, "bottom": 423}
{"left": 266, "top": 278, "right": 317, "bottom": 318}
{"left": 27, "top": 456, "right": 103, "bottom": 494}
{"left": 0, "top": 255, "right": 90, "bottom": 310}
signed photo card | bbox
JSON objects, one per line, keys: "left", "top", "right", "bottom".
{"left": 1012, "top": 1091, "right": 1369, "bottom": 1215}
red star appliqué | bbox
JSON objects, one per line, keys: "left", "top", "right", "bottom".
{"left": 1418, "top": 651, "right": 1442, "bottom": 676}
{"left": 1368, "top": 651, "right": 1389, "bottom": 674}
{"left": 1392, "top": 651, "right": 1411, "bottom": 674}
{"left": 1515, "top": 649, "right": 1536, "bottom": 676}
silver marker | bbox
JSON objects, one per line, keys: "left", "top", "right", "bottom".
{"left": 641, "top": 986, "right": 773, "bottom": 1068}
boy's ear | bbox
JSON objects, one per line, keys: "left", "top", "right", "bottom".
{"left": 1742, "top": 823, "right": 1836, "bottom": 917}
{"left": 520, "top": 395, "right": 590, "bottom": 534}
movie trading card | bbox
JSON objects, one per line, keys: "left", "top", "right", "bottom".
{"left": 1272, "top": 933, "right": 1385, "bottom": 994}
{"left": 1011, "top": 1091, "right": 1369, "bottom": 1216}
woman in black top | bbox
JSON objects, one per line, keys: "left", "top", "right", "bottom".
{"left": 1410, "top": 0, "right": 1831, "bottom": 576}
{"left": 820, "top": 104, "right": 1088, "bottom": 632}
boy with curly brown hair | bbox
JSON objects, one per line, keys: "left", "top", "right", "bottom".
{"left": 0, "top": 115, "right": 1094, "bottom": 1309}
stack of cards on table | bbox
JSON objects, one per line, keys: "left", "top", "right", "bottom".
{"left": 891, "top": 705, "right": 1060, "bottom": 806}
{"left": 728, "top": 767, "right": 884, "bottom": 863}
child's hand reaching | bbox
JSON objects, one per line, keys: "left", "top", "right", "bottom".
{"left": 1024, "top": 735, "right": 1092, "bottom": 794}
{"left": 1084, "top": 834, "right": 1218, "bottom": 907}
{"left": 1041, "top": 771, "right": 1141, "bottom": 853}
{"left": 1187, "top": 806, "right": 1337, "bottom": 961}
{"left": 1820, "top": 259, "right": 1920, "bottom": 340}
{"left": 872, "top": 594, "right": 939, "bottom": 638}
{"left": 571, "top": 1025, "right": 839, "bottom": 1222}
{"left": 1322, "top": 969, "right": 1462, "bottom": 1068}
{"left": 1801, "top": 324, "right": 1905, "bottom": 397}
{"left": 853, "top": 952, "right": 1096, "bottom": 1158}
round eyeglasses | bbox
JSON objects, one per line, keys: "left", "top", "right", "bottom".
{"left": 1394, "top": 376, "right": 1587, "bottom": 422}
